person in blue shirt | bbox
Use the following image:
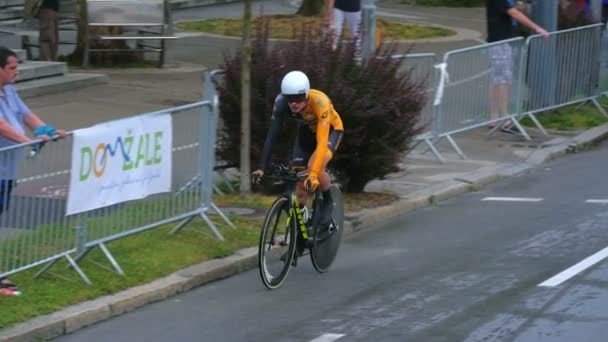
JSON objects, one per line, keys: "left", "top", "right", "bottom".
{"left": 0, "top": 46, "right": 66, "bottom": 296}
{"left": 0, "top": 46, "right": 66, "bottom": 212}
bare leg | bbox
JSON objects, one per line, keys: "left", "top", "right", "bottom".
{"left": 490, "top": 83, "right": 500, "bottom": 122}
{"left": 498, "top": 83, "right": 510, "bottom": 119}
{"left": 296, "top": 150, "right": 332, "bottom": 205}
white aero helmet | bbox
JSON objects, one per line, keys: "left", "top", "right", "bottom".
{"left": 281, "top": 71, "right": 310, "bottom": 98}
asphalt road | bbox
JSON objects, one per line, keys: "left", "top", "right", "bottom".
{"left": 50, "top": 139, "right": 608, "bottom": 342}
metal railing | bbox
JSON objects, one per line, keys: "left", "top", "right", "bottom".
{"left": 0, "top": 71, "right": 230, "bottom": 284}
{"left": 521, "top": 23, "right": 606, "bottom": 136}
{"left": 425, "top": 24, "right": 605, "bottom": 161}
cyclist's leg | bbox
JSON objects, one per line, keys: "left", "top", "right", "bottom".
{"left": 292, "top": 125, "right": 316, "bottom": 206}
{"left": 291, "top": 125, "right": 316, "bottom": 256}
{"left": 313, "top": 129, "right": 343, "bottom": 226}
{"left": 307, "top": 150, "right": 333, "bottom": 225}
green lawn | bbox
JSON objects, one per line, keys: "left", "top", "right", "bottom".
{"left": 0, "top": 215, "right": 260, "bottom": 329}
{"left": 520, "top": 98, "right": 608, "bottom": 131}
{"left": 176, "top": 15, "right": 455, "bottom": 40}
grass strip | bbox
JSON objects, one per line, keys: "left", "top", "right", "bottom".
{"left": 176, "top": 15, "right": 455, "bottom": 40}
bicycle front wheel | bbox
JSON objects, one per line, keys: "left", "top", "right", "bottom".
{"left": 258, "top": 196, "right": 297, "bottom": 289}
{"left": 311, "top": 185, "right": 344, "bottom": 273}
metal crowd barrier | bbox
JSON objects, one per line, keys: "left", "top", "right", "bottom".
{"left": 425, "top": 24, "right": 604, "bottom": 161}
{"left": 391, "top": 53, "right": 438, "bottom": 136}
{"left": 522, "top": 23, "right": 606, "bottom": 135}
{"left": 600, "top": 27, "right": 608, "bottom": 99}
{"left": 0, "top": 71, "right": 230, "bottom": 284}
{"left": 430, "top": 37, "right": 526, "bottom": 159}
{"left": 388, "top": 53, "right": 443, "bottom": 160}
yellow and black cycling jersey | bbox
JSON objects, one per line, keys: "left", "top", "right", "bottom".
{"left": 259, "top": 89, "right": 344, "bottom": 177}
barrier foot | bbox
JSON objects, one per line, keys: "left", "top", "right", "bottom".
{"left": 525, "top": 113, "right": 548, "bottom": 136}
{"left": 34, "top": 255, "right": 92, "bottom": 285}
{"left": 67, "top": 246, "right": 93, "bottom": 269}
{"left": 33, "top": 258, "right": 60, "bottom": 280}
{"left": 212, "top": 183, "right": 225, "bottom": 196}
{"left": 169, "top": 215, "right": 195, "bottom": 235}
{"left": 219, "top": 171, "right": 236, "bottom": 192}
{"left": 592, "top": 98, "right": 608, "bottom": 117}
{"left": 210, "top": 202, "right": 236, "bottom": 228}
{"left": 420, "top": 136, "right": 443, "bottom": 156}
{"left": 423, "top": 137, "right": 445, "bottom": 163}
{"left": 200, "top": 212, "right": 225, "bottom": 241}
{"left": 65, "top": 255, "right": 92, "bottom": 285}
{"left": 446, "top": 135, "right": 466, "bottom": 159}
{"left": 512, "top": 120, "right": 532, "bottom": 141}
{"left": 177, "top": 175, "right": 201, "bottom": 194}
{"left": 99, "top": 242, "right": 125, "bottom": 275}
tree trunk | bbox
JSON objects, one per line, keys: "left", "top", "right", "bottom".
{"left": 240, "top": 0, "right": 252, "bottom": 195}
{"left": 296, "top": 0, "right": 324, "bottom": 16}
{"left": 71, "top": 0, "right": 87, "bottom": 65}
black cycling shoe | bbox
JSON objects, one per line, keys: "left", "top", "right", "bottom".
{"left": 279, "top": 234, "right": 306, "bottom": 267}
{"left": 279, "top": 252, "right": 298, "bottom": 267}
{"left": 319, "top": 190, "right": 333, "bottom": 227}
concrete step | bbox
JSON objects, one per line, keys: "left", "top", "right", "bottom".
{"left": 14, "top": 72, "right": 109, "bottom": 99}
{"left": 14, "top": 48, "right": 26, "bottom": 61}
{"left": 17, "top": 61, "right": 68, "bottom": 82}
{"left": 0, "top": 6, "right": 22, "bottom": 21}
{"left": 0, "top": 0, "right": 22, "bottom": 8}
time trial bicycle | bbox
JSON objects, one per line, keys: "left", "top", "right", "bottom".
{"left": 257, "top": 163, "right": 344, "bottom": 290}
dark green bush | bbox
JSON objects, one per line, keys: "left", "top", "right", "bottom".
{"left": 214, "top": 18, "right": 427, "bottom": 192}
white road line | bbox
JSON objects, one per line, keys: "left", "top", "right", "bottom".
{"left": 539, "top": 246, "right": 608, "bottom": 287}
{"left": 481, "top": 197, "right": 543, "bottom": 202}
{"left": 309, "top": 334, "right": 346, "bottom": 342}
{"left": 586, "top": 199, "right": 608, "bottom": 204}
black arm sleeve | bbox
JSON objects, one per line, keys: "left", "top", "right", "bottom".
{"left": 259, "top": 95, "right": 287, "bottom": 171}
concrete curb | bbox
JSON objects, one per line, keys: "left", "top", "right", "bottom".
{"left": 525, "top": 122, "right": 608, "bottom": 165}
{"left": 3, "top": 125, "right": 608, "bottom": 340}
{"left": 0, "top": 248, "right": 258, "bottom": 341}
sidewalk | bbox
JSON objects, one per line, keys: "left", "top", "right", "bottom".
{"left": 3, "top": 2, "right": 608, "bottom": 341}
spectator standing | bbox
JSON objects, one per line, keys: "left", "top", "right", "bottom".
{"left": 38, "top": 0, "right": 59, "bottom": 61}
{"left": 486, "top": 0, "right": 549, "bottom": 132}
{"left": 0, "top": 46, "right": 66, "bottom": 296}
{"left": 324, "top": 0, "right": 362, "bottom": 51}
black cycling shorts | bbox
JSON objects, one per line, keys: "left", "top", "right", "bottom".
{"left": 291, "top": 124, "right": 343, "bottom": 167}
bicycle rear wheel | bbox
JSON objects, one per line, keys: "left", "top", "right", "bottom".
{"left": 310, "top": 185, "right": 344, "bottom": 273}
{"left": 258, "top": 196, "right": 297, "bottom": 289}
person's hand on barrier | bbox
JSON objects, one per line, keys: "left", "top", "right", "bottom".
{"left": 304, "top": 175, "right": 320, "bottom": 192}
{"left": 536, "top": 27, "right": 549, "bottom": 40}
{"left": 33, "top": 125, "right": 56, "bottom": 142}
{"left": 251, "top": 169, "right": 264, "bottom": 184}
{"left": 54, "top": 128, "right": 67, "bottom": 140}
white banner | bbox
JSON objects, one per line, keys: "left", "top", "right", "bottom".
{"left": 67, "top": 114, "right": 172, "bottom": 215}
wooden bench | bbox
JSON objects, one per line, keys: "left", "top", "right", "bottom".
{"left": 84, "top": 0, "right": 178, "bottom": 67}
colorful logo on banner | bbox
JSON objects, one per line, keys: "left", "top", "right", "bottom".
{"left": 67, "top": 114, "right": 172, "bottom": 216}
{"left": 79, "top": 131, "right": 164, "bottom": 181}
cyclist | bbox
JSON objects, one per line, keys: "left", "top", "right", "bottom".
{"left": 252, "top": 70, "right": 344, "bottom": 230}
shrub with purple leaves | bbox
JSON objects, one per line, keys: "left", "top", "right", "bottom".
{"left": 214, "top": 18, "right": 428, "bottom": 192}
